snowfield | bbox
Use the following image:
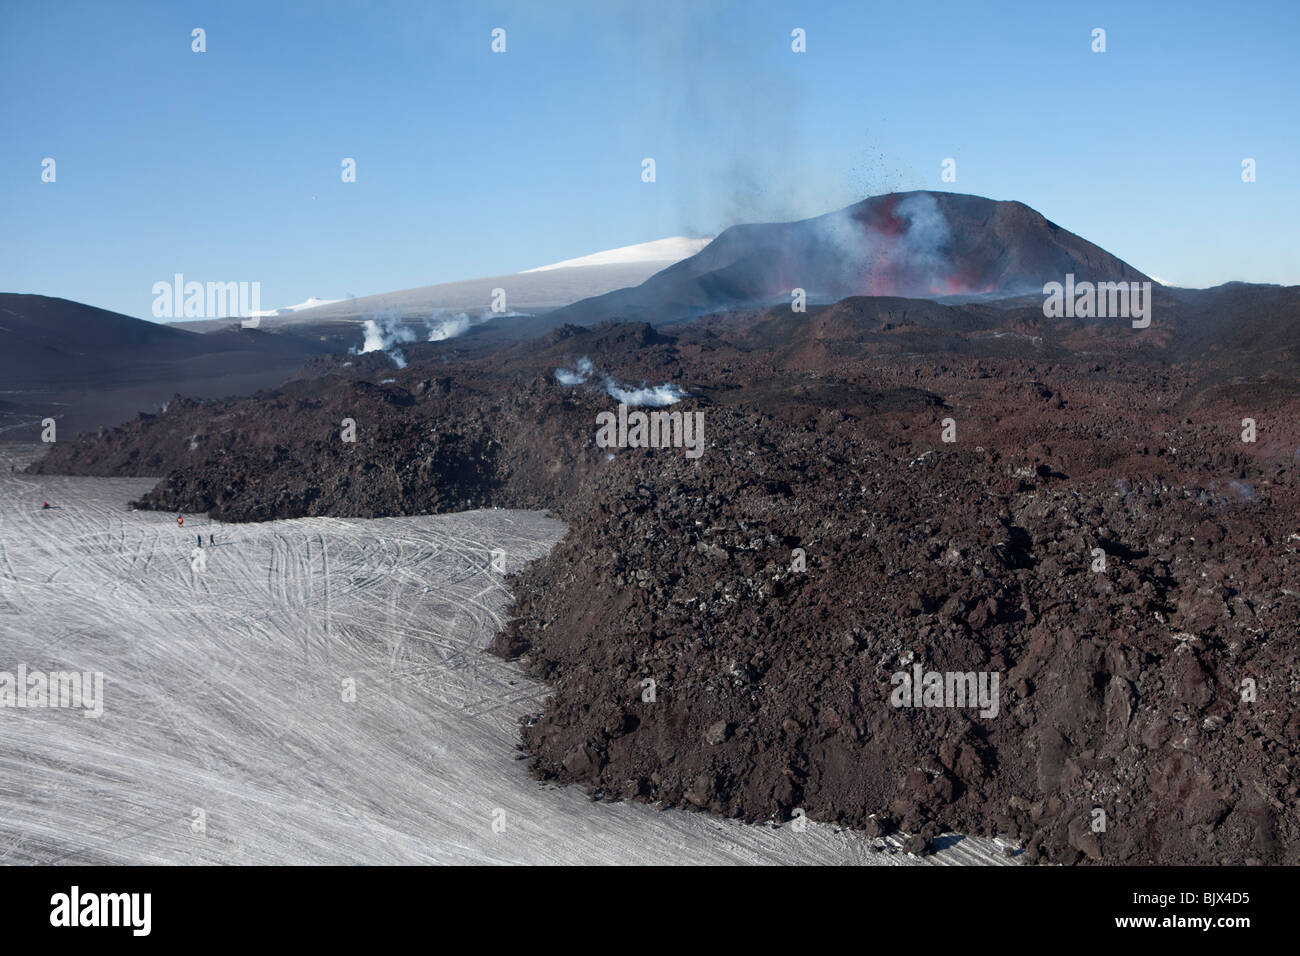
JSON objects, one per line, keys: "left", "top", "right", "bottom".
{"left": 0, "top": 446, "right": 1010, "bottom": 865}
{"left": 522, "top": 236, "right": 712, "bottom": 272}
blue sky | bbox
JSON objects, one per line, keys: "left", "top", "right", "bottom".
{"left": 2, "top": 0, "right": 1297, "bottom": 319}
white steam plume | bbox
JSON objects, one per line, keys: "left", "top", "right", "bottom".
{"left": 352, "top": 311, "right": 416, "bottom": 368}
{"left": 426, "top": 309, "right": 530, "bottom": 343}
{"left": 602, "top": 382, "right": 687, "bottom": 407}
{"left": 554, "top": 356, "right": 686, "bottom": 406}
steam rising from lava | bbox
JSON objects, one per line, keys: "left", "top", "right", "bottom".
{"left": 353, "top": 312, "right": 416, "bottom": 367}
{"left": 555, "top": 356, "right": 687, "bottom": 407}
{"left": 793, "top": 192, "right": 993, "bottom": 300}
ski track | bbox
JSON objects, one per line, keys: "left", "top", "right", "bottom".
{"left": 0, "top": 445, "right": 1012, "bottom": 865}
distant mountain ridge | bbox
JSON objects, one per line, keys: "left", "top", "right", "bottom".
{"left": 0, "top": 294, "right": 332, "bottom": 439}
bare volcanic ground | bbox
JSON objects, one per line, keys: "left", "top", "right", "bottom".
{"left": 32, "top": 312, "right": 1300, "bottom": 865}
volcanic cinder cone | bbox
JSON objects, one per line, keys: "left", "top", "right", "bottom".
{"left": 548, "top": 191, "right": 1150, "bottom": 326}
